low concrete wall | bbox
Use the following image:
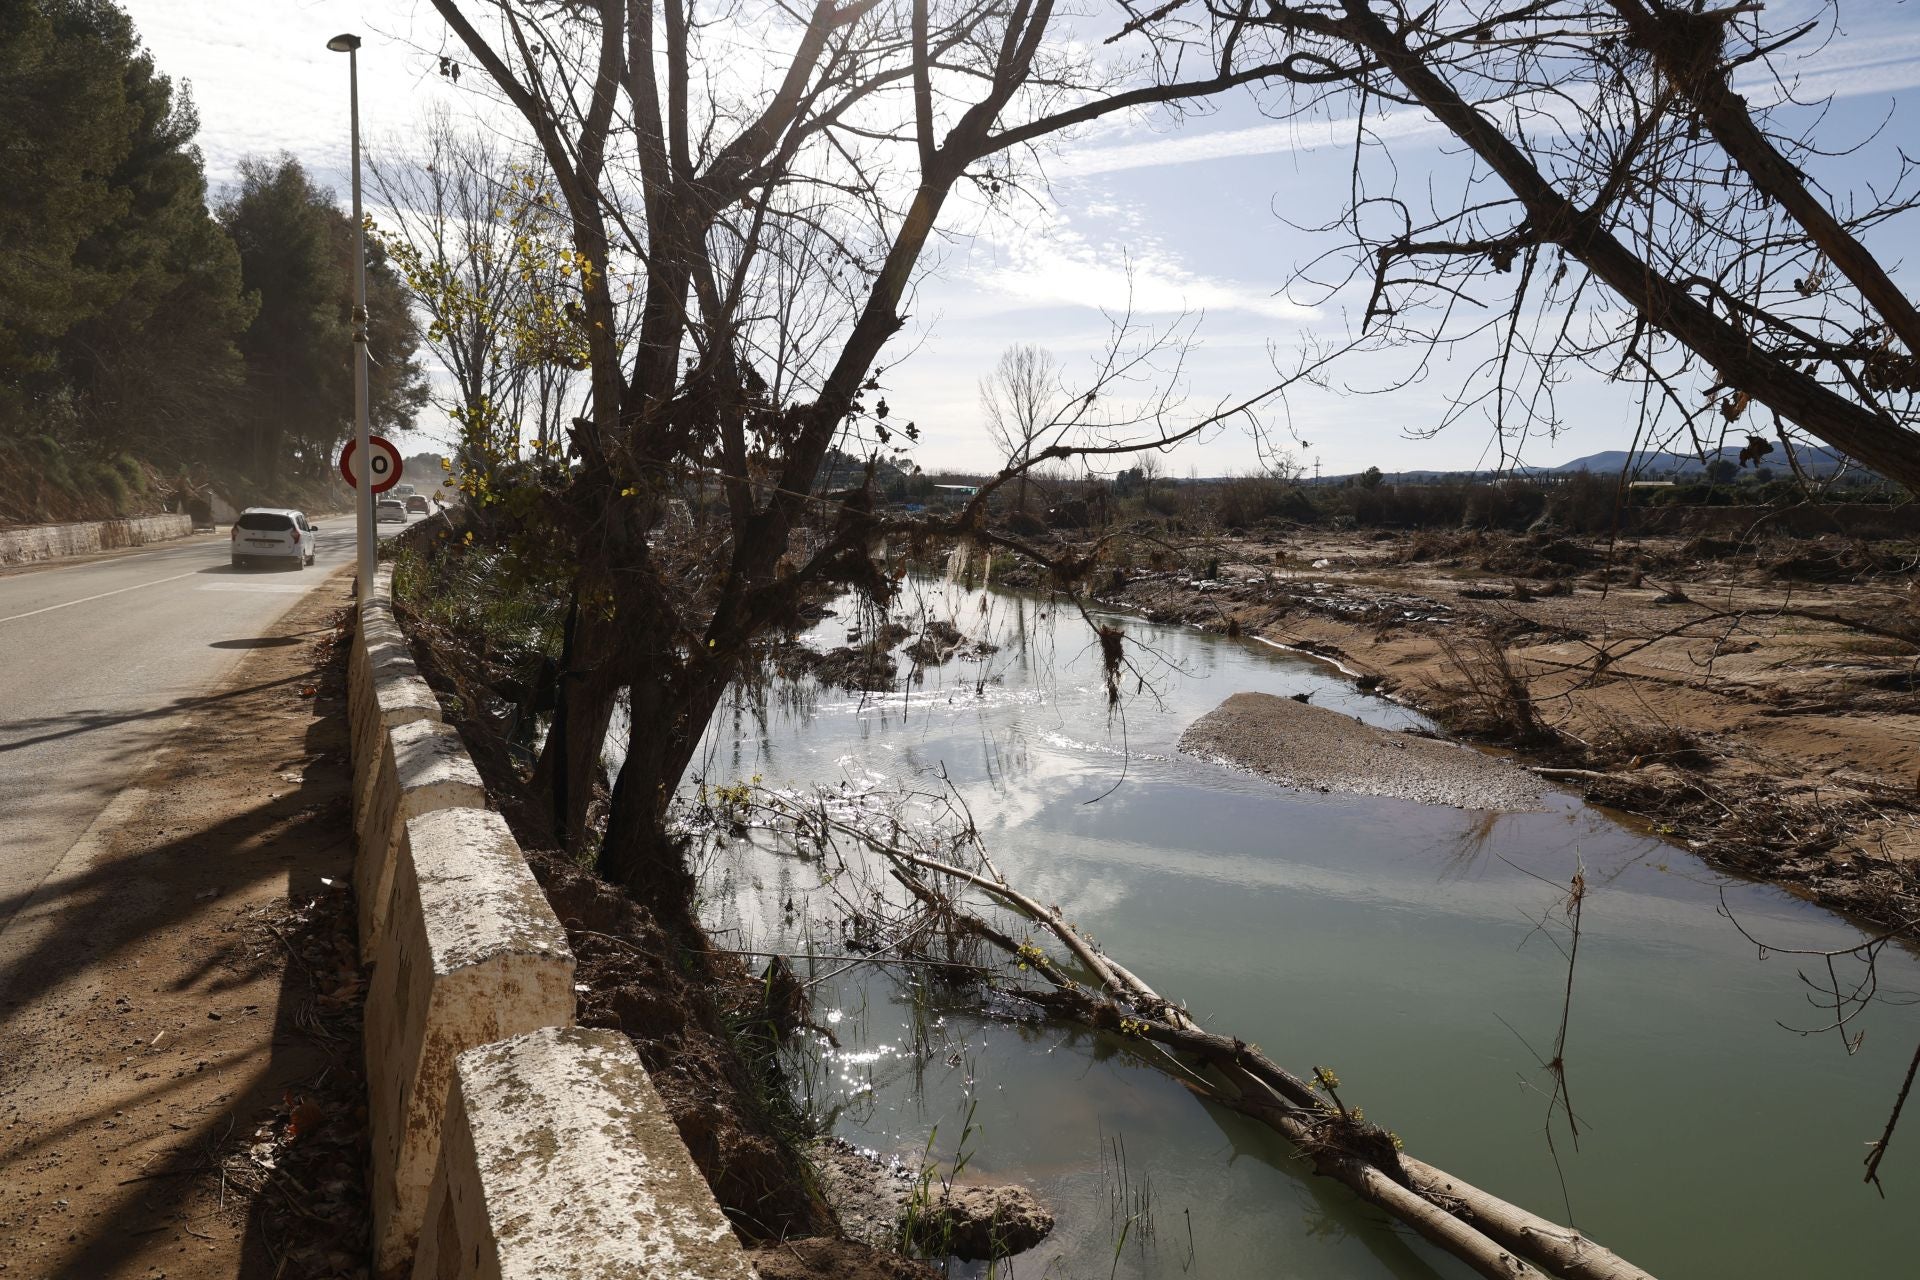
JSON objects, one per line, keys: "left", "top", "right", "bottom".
{"left": 348, "top": 595, "right": 441, "bottom": 845}
{"left": 0, "top": 512, "right": 193, "bottom": 566}
{"left": 411, "top": 1027, "right": 754, "bottom": 1280}
{"left": 355, "top": 718, "right": 486, "bottom": 963}
{"left": 364, "top": 807, "right": 575, "bottom": 1278}
{"left": 348, "top": 563, "right": 743, "bottom": 1280}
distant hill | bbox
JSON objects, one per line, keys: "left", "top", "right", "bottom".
{"left": 1541, "top": 444, "right": 1849, "bottom": 477}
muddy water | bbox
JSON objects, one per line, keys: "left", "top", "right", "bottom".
{"left": 646, "top": 577, "right": 1915, "bottom": 1278}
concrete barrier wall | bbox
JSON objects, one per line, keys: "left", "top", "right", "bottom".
{"left": 355, "top": 718, "right": 486, "bottom": 963}
{"left": 364, "top": 807, "right": 575, "bottom": 1278}
{"left": 0, "top": 512, "right": 192, "bottom": 566}
{"left": 349, "top": 563, "right": 743, "bottom": 1280}
{"left": 411, "top": 1027, "right": 753, "bottom": 1280}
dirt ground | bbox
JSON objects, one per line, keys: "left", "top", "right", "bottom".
{"left": 0, "top": 576, "right": 366, "bottom": 1279}
{"left": 1093, "top": 527, "right": 1920, "bottom": 924}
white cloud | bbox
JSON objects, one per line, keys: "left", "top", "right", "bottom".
{"left": 1058, "top": 25, "right": 1920, "bottom": 179}
{"left": 971, "top": 247, "right": 1314, "bottom": 320}
{"left": 1060, "top": 106, "right": 1448, "bottom": 178}
{"left": 126, "top": 1, "right": 511, "bottom": 190}
{"left": 949, "top": 199, "right": 1314, "bottom": 322}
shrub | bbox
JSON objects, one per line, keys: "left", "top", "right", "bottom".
{"left": 113, "top": 453, "right": 146, "bottom": 494}
{"left": 90, "top": 459, "right": 130, "bottom": 511}
{"left": 1213, "top": 474, "right": 1296, "bottom": 528}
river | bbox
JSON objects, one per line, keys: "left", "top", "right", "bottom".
{"left": 622, "top": 573, "right": 1916, "bottom": 1277}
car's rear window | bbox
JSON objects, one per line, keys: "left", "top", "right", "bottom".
{"left": 237, "top": 512, "right": 294, "bottom": 531}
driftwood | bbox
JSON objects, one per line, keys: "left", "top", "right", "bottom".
{"left": 757, "top": 790, "right": 1657, "bottom": 1280}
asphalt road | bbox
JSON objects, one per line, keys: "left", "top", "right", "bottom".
{"left": 0, "top": 513, "right": 415, "bottom": 944}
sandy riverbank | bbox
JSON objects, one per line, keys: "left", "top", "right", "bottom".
{"left": 1043, "top": 527, "right": 1920, "bottom": 926}
{"left": 1181, "top": 691, "right": 1549, "bottom": 811}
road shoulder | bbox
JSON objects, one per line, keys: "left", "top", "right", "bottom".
{"left": 0, "top": 574, "right": 366, "bottom": 1278}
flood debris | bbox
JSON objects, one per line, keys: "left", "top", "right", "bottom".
{"left": 748, "top": 783, "right": 1659, "bottom": 1280}
{"left": 1087, "top": 528, "right": 1920, "bottom": 929}
{"left": 774, "top": 640, "right": 899, "bottom": 691}
{"left": 224, "top": 881, "right": 372, "bottom": 1280}
{"left": 745, "top": 1236, "right": 941, "bottom": 1280}
{"left": 904, "top": 619, "right": 999, "bottom": 666}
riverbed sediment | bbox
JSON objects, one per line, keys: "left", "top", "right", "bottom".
{"left": 1039, "top": 527, "right": 1919, "bottom": 927}
{"left": 1181, "top": 691, "right": 1549, "bottom": 811}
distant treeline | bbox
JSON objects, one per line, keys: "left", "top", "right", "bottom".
{"left": 0, "top": 0, "right": 426, "bottom": 522}
{"left": 893, "top": 467, "right": 1909, "bottom": 537}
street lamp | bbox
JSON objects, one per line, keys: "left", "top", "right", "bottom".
{"left": 328, "top": 32, "right": 375, "bottom": 607}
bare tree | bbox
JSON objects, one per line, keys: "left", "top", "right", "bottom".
{"left": 979, "top": 342, "right": 1061, "bottom": 514}
{"left": 1231, "top": 0, "right": 1920, "bottom": 489}
{"left": 369, "top": 109, "right": 587, "bottom": 475}
{"left": 423, "top": 0, "right": 1315, "bottom": 917}
{"left": 1135, "top": 448, "right": 1162, "bottom": 508}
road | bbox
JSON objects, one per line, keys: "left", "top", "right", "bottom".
{"left": 0, "top": 513, "right": 414, "bottom": 949}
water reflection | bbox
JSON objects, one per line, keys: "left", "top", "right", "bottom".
{"left": 671, "top": 579, "right": 1916, "bottom": 1278}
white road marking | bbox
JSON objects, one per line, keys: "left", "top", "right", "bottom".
{"left": 0, "top": 570, "right": 203, "bottom": 625}
{"left": 198, "top": 581, "right": 313, "bottom": 594}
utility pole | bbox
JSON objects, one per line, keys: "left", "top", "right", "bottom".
{"left": 328, "top": 32, "right": 375, "bottom": 606}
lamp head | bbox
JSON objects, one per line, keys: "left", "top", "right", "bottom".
{"left": 327, "top": 33, "right": 362, "bottom": 52}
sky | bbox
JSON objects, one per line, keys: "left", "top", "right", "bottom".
{"left": 123, "top": 0, "right": 1920, "bottom": 477}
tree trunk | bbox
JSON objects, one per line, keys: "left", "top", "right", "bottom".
{"left": 1609, "top": 0, "right": 1920, "bottom": 359}
{"left": 528, "top": 592, "right": 623, "bottom": 851}
{"left": 595, "top": 662, "right": 734, "bottom": 937}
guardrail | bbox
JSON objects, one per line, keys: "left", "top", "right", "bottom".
{"left": 348, "top": 563, "right": 750, "bottom": 1280}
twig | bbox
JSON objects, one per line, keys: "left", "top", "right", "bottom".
{"left": 1864, "top": 1036, "right": 1920, "bottom": 1195}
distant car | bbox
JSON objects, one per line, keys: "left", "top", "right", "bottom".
{"left": 377, "top": 498, "right": 408, "bottom": 524}
{"left": 232, "top": 508, "right": 317, "bottom": 569}
{"left": 404, "top": 494, "right": 429, "bottom": 514}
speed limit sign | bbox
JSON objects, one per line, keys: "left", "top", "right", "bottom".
{"left": 339, "top": 435, "right": 404, "bottom": 493}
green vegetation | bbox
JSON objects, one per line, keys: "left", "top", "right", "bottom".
{"left": 962, "top": 466, "right": 1910, "bottom": 540}
{"left": 0, "top": 1, "right": 426, "bottom": 524}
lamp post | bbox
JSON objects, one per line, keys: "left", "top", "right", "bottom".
{"left": 328, "top": 32, "right": 375, "bottom": 607}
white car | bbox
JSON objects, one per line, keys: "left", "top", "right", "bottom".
{"left": 231, "top": 508, "right": 318, "bottom": 569}
{"left": 377, "top": 498, "right": 408, "bottom": 524}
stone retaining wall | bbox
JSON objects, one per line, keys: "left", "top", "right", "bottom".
{"left": 347, "top": 564, "right": 748, "bottom": 1280}
{"left": 0, "top": 513, "right": 192, "bottom": 566}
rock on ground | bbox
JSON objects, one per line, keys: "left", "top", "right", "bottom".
{"left": 1181, "top": 691, "right": 1548, "bottom": 812}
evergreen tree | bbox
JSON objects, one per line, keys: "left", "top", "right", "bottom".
{"left": 221, "top": 157, "right": 426, "bottom": 482}
{"left": 0, "top": 0, "right": 253, "bottom": 467}
{"left": 58, "top": 30, "right": 253, "bottom": 460}
{"left": 0, "top": 0, "right": 140, "bottom": 426}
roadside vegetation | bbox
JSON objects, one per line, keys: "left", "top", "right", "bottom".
{"left": 0, "top": 1, "right": 428, "bottom": 526}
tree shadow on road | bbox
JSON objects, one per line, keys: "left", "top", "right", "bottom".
{"left": 0, "top": 672, "right": 309, "bottom": 759}
{"left": 0, "top": 585, "right": 366, "bottom": 1279}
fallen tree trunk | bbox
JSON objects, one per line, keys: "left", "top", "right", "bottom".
{"left": 756, "top": 791, "right": 1659, "bottom": 1280}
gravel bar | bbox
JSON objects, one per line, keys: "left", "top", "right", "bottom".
{"left": 1180, "top": 692, "right": 1549, "bottom": 812}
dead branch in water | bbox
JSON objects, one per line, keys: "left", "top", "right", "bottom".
{"left": 1866, "top": 1038, "right": 1920, "bottom": 1196}
{"left": 1716, "top": 892, "right": 1920, "bottom": 1194}
{"left": 749, "top": 785, "right": 1657, "bottom": 1280}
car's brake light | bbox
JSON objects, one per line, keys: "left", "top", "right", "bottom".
{"left": 291, "top": 530, "right": 301, "bottom": 544}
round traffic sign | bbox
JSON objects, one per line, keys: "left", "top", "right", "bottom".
{"left": 339, "top": 435, "right": 404, "bottom": 493}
